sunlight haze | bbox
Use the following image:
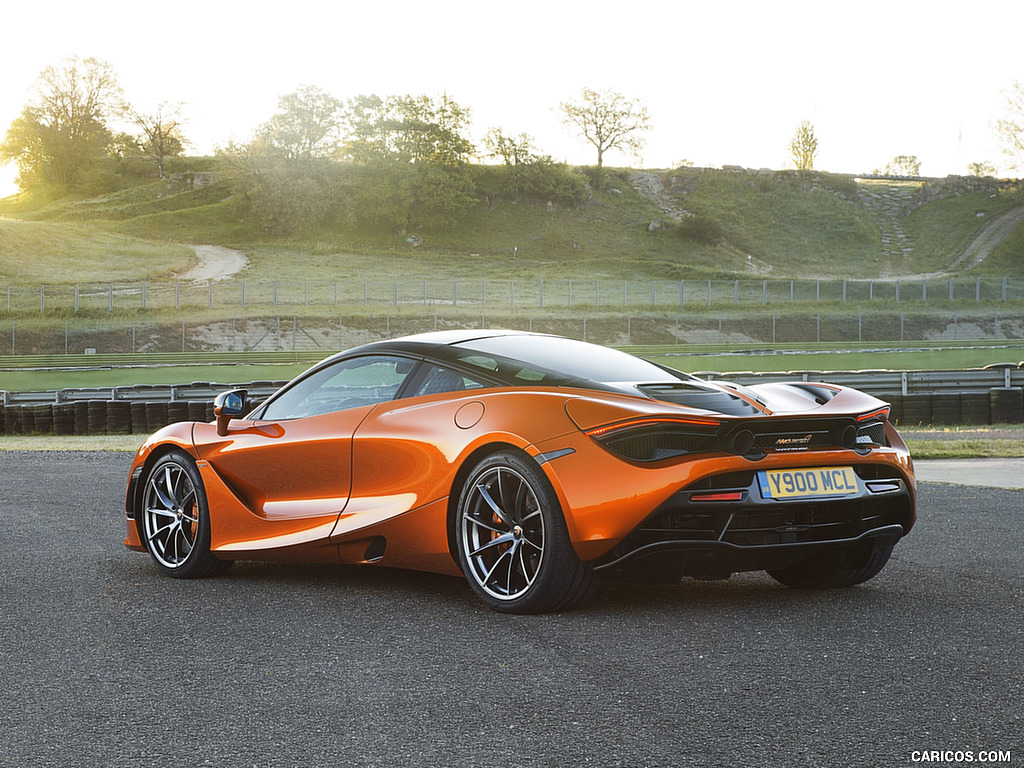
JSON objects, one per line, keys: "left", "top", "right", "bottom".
{"left": 1, "top": 0, "right": 1021, "bottom": 197}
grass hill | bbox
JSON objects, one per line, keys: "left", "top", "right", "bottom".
{"left": 1, "top": 164, "right": 1022, "bottom": 286}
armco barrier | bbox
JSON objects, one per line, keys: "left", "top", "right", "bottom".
{"left": 1, "top": 369, "right": 1022, "bottom": 435}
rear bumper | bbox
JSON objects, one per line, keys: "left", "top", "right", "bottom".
{"left": 589, "top": 462, "right": 914, "bottom": 578}
{"left": 595, "top": 523, "right": 905, "bottom": 578}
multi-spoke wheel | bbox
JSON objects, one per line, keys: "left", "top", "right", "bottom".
{"left": 455, "top": 451, "right": 596, "bottom": 613}
{"left": 140, "top": 451, "right": 231, "bottom": 578}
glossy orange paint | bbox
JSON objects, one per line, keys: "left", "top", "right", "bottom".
{"left": 125, "top": 382, "right": 915, "bottom": 573}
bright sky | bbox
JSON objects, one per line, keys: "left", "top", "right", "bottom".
{"left": 1, "top": 0, "right": 1022, "bottom": 197}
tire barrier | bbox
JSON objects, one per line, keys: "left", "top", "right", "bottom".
{"left": 3, "top": 388, "right": 1023, "bottom": 437}
{"left": 990, "top": 387, "right": 1024, "bottom": 424}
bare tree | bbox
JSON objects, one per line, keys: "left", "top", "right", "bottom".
{"left": 789, "top": 120, "right": 818, "bottom": 171}
{"left": 994, "top": 80, "right": 1024, "bottom": 172}
{"left": 126, "top": 101, "right": 187, "bottom": 178}
{"left": 558, "top": 88, "right": 650, "bottom": 167}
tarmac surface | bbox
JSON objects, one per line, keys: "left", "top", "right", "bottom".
{"left": 2, "top": 451, "right": 1021, "bottom": 767}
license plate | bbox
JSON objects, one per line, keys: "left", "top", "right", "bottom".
{"left": 757, "top": 467, "right": 859, "bottom": 500}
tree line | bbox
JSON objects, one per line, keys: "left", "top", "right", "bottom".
{"left": 3, "top": 57, "right": 1023, "bottom": 236}
{"left": 0, "top": 58, "right": 657, "bottom": 236}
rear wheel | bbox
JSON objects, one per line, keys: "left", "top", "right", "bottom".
{"left": 455, "top": 451, "right": 597, "bottom": 613}
{"left": 140, "top": 451, "right": 231, "bottom": 579}
{"left": 768, "top": 543, "right": 893, "bottom": 589}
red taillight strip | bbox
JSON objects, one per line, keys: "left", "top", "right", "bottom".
{"left": 585, "top": 415, "right": 722, "bottom": 439}
{"left": 857, "top": 407, "right": 891, "bottom": 422}
{"left": 689, "top": 491, "right": 744, "bottom": 503}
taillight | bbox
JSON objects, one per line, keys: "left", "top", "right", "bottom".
{"left": 586, "top": 417, "right": 721, "bottom": 462}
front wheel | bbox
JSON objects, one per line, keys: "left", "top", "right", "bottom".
{"left": 454, "top": 451, "right": 597, "bottom": 614}
{"left": 140, "top": 451, "right": 231, "bottom": 579}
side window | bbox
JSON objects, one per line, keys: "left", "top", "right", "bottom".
{"left": 260, "top": 355, "right": 416, "bottom": 420}
{"left": 410, "top": 364, "right": 488, "bottom": 398}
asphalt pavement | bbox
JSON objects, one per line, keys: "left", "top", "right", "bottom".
{"left": 915, "top": 458, "right": 1024, "bottom": 490}
{"left": 1, "top": 451, "right": 1021, "bottom": 768}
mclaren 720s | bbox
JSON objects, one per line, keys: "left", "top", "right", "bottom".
{"left": 124, "top": 330, "right": 916, "bottom": 613}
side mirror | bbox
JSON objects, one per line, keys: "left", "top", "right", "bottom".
{"left": 214, "top": 389, "right": 248, "bottom": 436}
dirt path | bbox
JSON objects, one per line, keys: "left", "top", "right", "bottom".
{"left": 177, "top": 245, "right": 248, "bottom": 282}
{"left": 947, "top": 206, "right": 1024, "bottom": 271}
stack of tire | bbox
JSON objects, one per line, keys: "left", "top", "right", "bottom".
{"left": 900, "top": 394, "right": 932, "bottom": 427}
{"left": 145, "top": 402, "right": 168, "bottom": 433}
{"left": 52, "top": 403, "right": 75, "bottom": 435}
{"left": 990, "top": 387, "right": 1024, "bottom": 424}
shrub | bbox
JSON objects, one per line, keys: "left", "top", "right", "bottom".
{"left": 676, "top": 214, "right": 724, "bottom": 245}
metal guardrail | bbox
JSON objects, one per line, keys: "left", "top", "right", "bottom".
{"left": 699, "top": 366, "right": 1024, "bottom": 396}
{"left": 2, "top": 369, "right": 1022, "bottom": 434}
{"left": 2, "top": 367, "right": 1022, "bottom": 407}
{"left": 0, "top": 380, "right": 289, "bottom": 407}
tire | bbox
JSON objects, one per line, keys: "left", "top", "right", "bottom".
{"left": 767, "top": 543, "right": 894, "bottom": 590}
{"left": 139, "top": 451, "right": 232, "bottom": 579}
{"left": 454, "top": 451, "right": 597, "bottom": 614}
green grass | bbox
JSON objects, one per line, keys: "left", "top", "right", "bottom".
{"left": 647, "top": 345, "right": 1024, "bottom": 373}
{"left": 668, "top": 170, "right": 881, "bottom": 275}
{"left": 903, "top": 189, "right": 1024, "bottom": 272}
{"left": 4, "top": 341, "right": 1021, "bottom": 392}
{"left": 5, "top": 164, "right": 1022, "bottom": 288}
{"left": 0, "top": 218, "right": 193, "bottom": 282}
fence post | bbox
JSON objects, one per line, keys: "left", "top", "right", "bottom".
{"left": 40, "top": 285, "right": 44, "bottom": 313}
{"left": 75, "top": 285, "right": 80, "bottom": 312}
{"left": 108, "top": 284, "right": 113, "bottom": 312}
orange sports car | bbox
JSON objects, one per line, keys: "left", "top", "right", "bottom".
{"left": 124, "top": 330, "right": 916, "bottom": 613}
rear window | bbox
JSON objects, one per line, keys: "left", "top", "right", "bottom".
{"left": 454, "top": 335, "right": 686, "bottom": 385}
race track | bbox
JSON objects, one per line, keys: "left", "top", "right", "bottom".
{"left": 1, "top": 452, "right": 1020, "bottom": 767}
